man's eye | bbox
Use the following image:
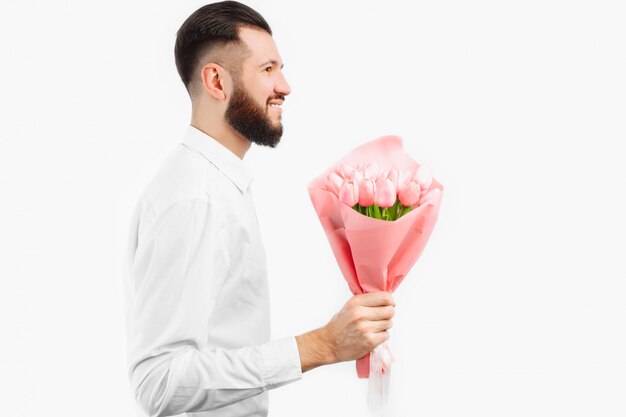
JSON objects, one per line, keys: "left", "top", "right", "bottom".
{"left": 264, "top": 67, "right": 272, "bottom": 72}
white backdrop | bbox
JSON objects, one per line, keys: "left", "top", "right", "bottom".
{"left": 1, "top": 0, "right": 625, "bottom": 416}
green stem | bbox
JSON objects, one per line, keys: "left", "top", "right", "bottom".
{"left": 372, "top": 204, "right": 382, "bottom": 219}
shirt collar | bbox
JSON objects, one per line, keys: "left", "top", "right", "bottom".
{"left": 181, "top": 124, "right": 254, "bottom": 194}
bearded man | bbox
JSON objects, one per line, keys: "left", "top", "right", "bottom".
{"left": 123, "top": 2, "right": 395, "bottom": 416}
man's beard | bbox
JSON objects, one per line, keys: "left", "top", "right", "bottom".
{"left": 224, "top": 80, "right": 283, "bottom": 148}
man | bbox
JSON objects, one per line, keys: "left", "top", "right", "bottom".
{"left": 123, "top": 2, "right": 395, "bottom": 416}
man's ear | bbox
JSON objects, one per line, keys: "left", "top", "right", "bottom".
{"left": 200, "top": 63, "right": 231, "bottom": 101}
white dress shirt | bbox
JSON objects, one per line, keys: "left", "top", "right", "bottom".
{"left": 122, "top": 125, "right": 303, "bottom": 417}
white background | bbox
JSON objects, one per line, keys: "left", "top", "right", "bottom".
{"left": 1, "top": 0, "right": 625, "bottom": 416}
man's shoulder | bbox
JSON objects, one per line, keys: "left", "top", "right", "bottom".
{"left": 137, "top": 144, "right": 222, "bottom": 219}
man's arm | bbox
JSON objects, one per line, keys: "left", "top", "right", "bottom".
{"left": 295, "top": 328, "right": 336, "bottom": 373}
{"left": 296, "top": 292, "right": 396, "bottom": 373}
{"left": 126, "top": 199, "right": 302, "bottom": 417}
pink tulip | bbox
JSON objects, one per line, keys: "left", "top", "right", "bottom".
{"left": 386, "top": 168, "right": 400, "bottom": 188}
{"left": 374, "top": 178, "right": 396, "bottom": 208}
{"left": 398, "top": 181, "right": 421, "bottom": 207}
{"left": 363, "top": 162, "right": 380, "bottom": 179}
{"left": 413, "top": 165, "right": 432, "bottom": 191}
{"left": 339, "top": 163, "right": 356, "bottom": 180}
{"left": 339, "top": 180, "right": 359, "bottom": 207}
{"left": 378, "top": 168, "right": 390, "bottom": 182}
{"left": 353, "top": 169, "right": 364, "bottom": 184}
{"left": 358, "top": 178, "right": 375, "bottom": 206}
{"left": 397, "top": 170, "right": 412, "bottom": 189}
{"left": 324, "top": 172, "right": 344, "bottom": 197}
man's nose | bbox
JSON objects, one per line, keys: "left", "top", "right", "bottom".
{"left": 276, "top": 73, "right": 292, "bottom": 96}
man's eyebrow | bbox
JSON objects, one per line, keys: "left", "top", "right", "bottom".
{"left": 259, "top": 60, "right": 284, "bottom": 69}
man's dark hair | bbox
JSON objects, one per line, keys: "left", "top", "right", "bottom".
{"left": 175, "top": 1, "right": 272, "bottom": 98}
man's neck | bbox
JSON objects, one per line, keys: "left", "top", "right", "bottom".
{"left": 190, "top": 118, "right": 252, "bottom": 160}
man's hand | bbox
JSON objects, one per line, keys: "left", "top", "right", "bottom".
{"left": 295, "top": 291, "right": 395, "bottom": 373}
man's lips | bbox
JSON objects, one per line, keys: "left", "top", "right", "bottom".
{"left": 268, "top": 100, "right": 283, "bottom": 114}
{"left": 269, "top": 105, "right": 282, "bottom": 114}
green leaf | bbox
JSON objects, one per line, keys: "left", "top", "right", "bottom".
{"left": 399, "top": 205, "right": 413, "bottom": 218}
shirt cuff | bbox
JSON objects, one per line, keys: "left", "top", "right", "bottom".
{"left": 259, "top": 336, "right": 303, "bottom": 389}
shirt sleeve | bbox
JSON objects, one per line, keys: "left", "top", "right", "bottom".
{"left": 126, "top": 198, "right": 302, "bottom": 417}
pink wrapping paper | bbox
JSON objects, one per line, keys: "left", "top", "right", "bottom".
{"left": 307, "top": 135, "right": 444, "bottom": 378}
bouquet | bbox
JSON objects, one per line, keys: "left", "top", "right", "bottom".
{"left": 307, "top": 135, "right": 444, "bottom": 412}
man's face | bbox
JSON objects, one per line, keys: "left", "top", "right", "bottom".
{"left": 224, "top": 27, "right": 291, "bottom": 148}
{"left": 224, "top": 74, "right": 284, "bottom": 148}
